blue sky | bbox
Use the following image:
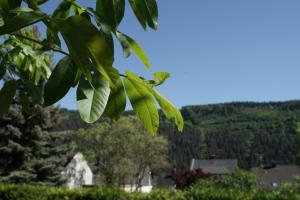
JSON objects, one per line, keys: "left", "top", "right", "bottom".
{"left": 43, "top": 0, "right": 300, "bottom": 110}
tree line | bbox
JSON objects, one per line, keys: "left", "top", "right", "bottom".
{"left": 56, "top": 100, "right": 300, "bottom": 171}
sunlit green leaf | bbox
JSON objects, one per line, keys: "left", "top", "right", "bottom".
{"left": 116, "top": 31, "right": 131, "bottom": 58}
{"left": 151, "top": 89, "right": 184, "bottom": 132}
{"left": 55, "top": 15, "right": 115, "bottom": 86}
{"left": 116, "top": 32, "right": 150, "bottom": 69}
{"left": 77, "top": 75, "right": 111, "bottom": 123}
{"left": 124, "top": 71, "right": 159, "bottom": 134}
{"left": 154, "top": 71, "right": 170, "bottom": 86}
{"left": 105, "top": 73, "right": 126, "bottom": 120}
{"left": 0, "top": 80, "right": 17, "bottom": 117}
{"left": 44, "top": 56, "right": 77, "bottom": 106}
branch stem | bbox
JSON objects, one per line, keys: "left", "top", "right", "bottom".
{"left": 12, "top": 34, "right": 69, "bottom": 56}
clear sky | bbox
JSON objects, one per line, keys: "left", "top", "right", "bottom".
{"left": 43, "top": 0, "right": 300, "bottom": 110}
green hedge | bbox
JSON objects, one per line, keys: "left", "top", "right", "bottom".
{"left": 0, "top": 183, "right": 300, "bottom": 200}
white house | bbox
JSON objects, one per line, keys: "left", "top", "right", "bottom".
{"left": 62, "top": 152, "right": 93, "bottom": 189}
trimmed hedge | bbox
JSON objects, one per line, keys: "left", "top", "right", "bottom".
{"left": 0, "top": 183, "right": 300, "bottom": 200}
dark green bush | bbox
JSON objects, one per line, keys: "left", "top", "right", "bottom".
{"left": 0, "top": 183, "right": 300, "bottom": 200}
{"left": 216, "top": 169, "right": 259, "bottom": 191}
{"left": 0, "top": 184, "right": 49, "bottom": 200}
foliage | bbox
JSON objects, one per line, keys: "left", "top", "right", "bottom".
{"left": 0, "top": 182, "right": 300, "bottom": 200}
{"left": 158, "top": 101, "right": 300, "bottom": 170}
{"left": 56, "top": 101, "right": 300, "bottom": 171}
{"left": 72, "top": 116, "right": 169, "bottom": 186}
{"left": 0, "top": 0, "right": 183, "bottom": 134}
{"left": 216, "top": 168, "right": 259, "bottom": 191}
{"left": 0, "top": 106, "right": 72, "bottom": 186}
{"left": 173, "top": 168, "right": 258, "bottom": 191}
{"left": 0, "top": 27, "right": 52, "bottom": 115}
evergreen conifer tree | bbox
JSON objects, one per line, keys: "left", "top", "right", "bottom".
{"left": 0, "top": 106, "right": 72, "bottom": 186}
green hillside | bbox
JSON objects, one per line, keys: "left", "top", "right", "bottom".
{"left": 55, "top": 100, "right": 300, "bottom": 171}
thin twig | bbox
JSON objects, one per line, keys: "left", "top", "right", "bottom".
{"left": 119, "top": 73, "right": 127, "bottom": 78}
{"left": 52, "top": 48, "right": 69, "bottom": 56}
{"left": 13, "top": 33, "right": 44, "bottom": 45}
{"left": 12, "top": 34, "right": 70, "bottom": 56}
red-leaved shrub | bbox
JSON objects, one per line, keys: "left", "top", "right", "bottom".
{"left": 174, "top": 169, "right": 212, "bottom": 189}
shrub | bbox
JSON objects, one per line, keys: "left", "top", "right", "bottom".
{"left": 216, "top": 168, "right": 259, "bottom": 191}
{"left": 174, "top": 169, "right": 212, "bottom": 189}
{"left": 0, "top": 182, "right": 300, "bottom": 200}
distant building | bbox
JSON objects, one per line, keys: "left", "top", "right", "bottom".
{"left": 190, "top": 158, "right": 238, "bottom": 174}
{"left": 251, "top": 165, "right": 300, "bottom": 188}
{"left": 62, "top": 152, "right": 93, "bottom": 189}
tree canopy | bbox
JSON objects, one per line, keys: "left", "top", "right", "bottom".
{"left": 0, "top": 106, "right": 72, "bottom": 185}
{"left": 0, "top": 0, "right": 183, "bottom": 134}
{"left": 72, "top": 116, "right": 169, "bottom": 186}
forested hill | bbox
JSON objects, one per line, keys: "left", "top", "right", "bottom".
{"left": 54, "top": 100, "right": 300, "bottom": 171}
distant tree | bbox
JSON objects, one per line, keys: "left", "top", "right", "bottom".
{"left": 217, "top": 168, "right": 259, "bottom": 191}
{"left": 0, "top": 106, "right": 72, "bottom": 185}
{"left": 295, "top": 123, "right": 300, "bottom": 166}
{"left": 72, "top": 116, "right": 169, "bottom": 187}
{"left": 198, "top": 129, "right": 207, "bottom": 159}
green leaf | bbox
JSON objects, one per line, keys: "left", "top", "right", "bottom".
{"left": 52, "top": 0, "right": 71, "bottom": 18}
{"left": 128, "top": 0, "right": 147, "bottom": 30}
{"left": 0, "top": 65, "right": 5, "bottom": 79}
{"left": 36, "top": 0, "right": 48, "bottom": 5}
{"left": 124, "top": 71, "right": 159, "bottom": 134}
{"left": 0, "top": 53, "right": 7, "bottom": 79}
{"left": 0, "top": 0, "right": 9, "bottom": 16}
{"left": 116, "top": 32, "right": 150, "bottom": 69}
{"left": 0, "top": 80, "right": 17, "bottom": 117}
{"left": 23, "top": 81, "right": 42, "bottom": 103}
{"left": 19, "top": 91, "right": 38, "bottom": 114}
{"left": 45, "top": 1, "right": 72, "bottom": 47}
{"left": 144, "top": 0, "right": 158, "bottom": 30}
{"left": 104, "top": 74, "right": 126, "bottom": 120}
{"left": 8, "top": 0, "right": 22, "bottom": 10}
{"left": 115, "top": 31, "right": 131, "bottom": 58}
{"left": 154, "top": 71, "right": 170, "bottom": 86}
{"left": 26, "top": 0, "right": 41, "bottom": 11}
{"left": 151, "top": 89, "right": 184, "bottom": 132}
{"left": 44, "top": 56, "right": 77, "bottom": 106}
{"left": 45, "top": 21, "right": 61, "bottom": 47}
{"left": 55, "top": 15, "right": 115, "bottom": 86}
{"left": 0, "top": 0, "right": 21, "bottom": 16}
{"left": 128, "top": 0, "right": 158, "bottom": 30}
{"left": 0, "top": 11, "right": 46, "bottom": 35}
{"left": 96, "top": 0, "right": 125, "bottom": 32}
{"left": 77, "top": 76, "right": 111, "bottom": 123}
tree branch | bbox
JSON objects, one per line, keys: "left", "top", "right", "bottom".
{"left": 12, "top": 34, "right": 69, "bottom": 56}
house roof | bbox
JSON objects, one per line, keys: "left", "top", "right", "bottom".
{"left": 190, "top": 158, "right": 238, "bottom": 174}
{"left": 251, "top": 165, "right": 300, "bottom": 187}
